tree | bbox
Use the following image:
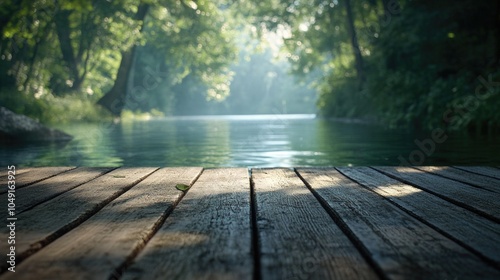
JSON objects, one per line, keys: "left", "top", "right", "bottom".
{"left": 243, "top": 0, "right": 375, "bottom": 117}
{"left": 343, "top": 0, "right": 365, "bottom": 84}
{"left": 97, "top": 0, "right": 239, "bottom": 116}
{"left": 121, "top": 0, "right": 237, "bottom": 115}
{"left": 97, "top": 2, "right": 149, "bottom": 116}
{"left": 0, "top": 0, "right": 238, "bottom": 121}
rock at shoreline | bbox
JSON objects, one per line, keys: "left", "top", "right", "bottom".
{"left": 0, "top": 106, "right": 73, "bottom": 142}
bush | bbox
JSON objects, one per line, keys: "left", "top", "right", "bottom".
{"left": 0, "top": 87, "right": 111, "bottom": 124}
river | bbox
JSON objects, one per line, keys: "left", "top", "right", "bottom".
{"left": 1, "top": 114, "right": 499, "bottom": 167}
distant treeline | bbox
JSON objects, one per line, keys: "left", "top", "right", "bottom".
{"left": 171, "top": 48, "right": 317, "bottom": 115}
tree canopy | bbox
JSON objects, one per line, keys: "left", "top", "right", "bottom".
{"left": 0, "top": 0, "right": 239, "bottom": 120}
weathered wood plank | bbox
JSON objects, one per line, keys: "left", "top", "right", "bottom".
{"left": 414, "top": 166, "right": 500, "bottom": 193}
{"left": 2, "top": 167, "right": 202, "bottom": 280}
{"left": 453, "top": 166, "right": 500, "bottom": 180}
{"left": 297, "top": 168, "right": 500, "bottom": 279}
{"left": 0, "top": 168, "right": 27, "bottom": 189}
{"left": 0, "top": 167, "right": 113, "bottom": 220}
{"left": 373, "top": 166, "right": 500, "bottom": 222}
{"left": 338, "top": 167, "right": 500, "bottom": 267}
{"left": 0, "top": 166, "right": 75, "bottom": 194}
{"left": 252, "top": 168, "right": 378, "bottom": 280}
{"left": 0, "top": 167, "right": 31, "bottom": 178}
{"left": 122, "top": 168, "right": 253, "bottom": 280}
{"left": 0, "top": 167, "right": 158, "bottom": 273}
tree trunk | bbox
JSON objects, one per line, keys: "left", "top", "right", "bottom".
{"left": 23, "top": 20, "right": 52, "bottom": 91}
{"left": 344, "top": 0, "right": 365, "bottom": 84}
{"left": 22, "top": 39, "right": 40, "bottom": 91}
{"left": 97, "top": 3, "right": 149, "bottom": 116}
{"left": 54, "top": 9, "right": 83, "bottom": 91}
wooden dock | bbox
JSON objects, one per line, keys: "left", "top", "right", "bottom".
{"left": 0, "top": 166, "right": 499, "bottom": 279}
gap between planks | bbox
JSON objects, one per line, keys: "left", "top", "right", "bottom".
{"left": 0, "top": 166, "right": 77, "bottom": 194}
{"left": 0, "top": 167, "right": 159, "bottom": 274}
{"left": 336, "top": 167, "right": 500, "bottom": 268}
{"left": 453, "top": 166, "right": 500, "bottom": 181}
{"left": 2, "top": 167, "right": 202, "bottom": 280}
{"left": 1, "top": 167, "right": 499, "bottom": 280}
{"left": 122, "top": 168, "right": 252, "bottom": 280}
{"left": 251, "top": 168, "right": 379, "bottom": 280}
{"left": 373, "top": 166, "right": 500, "bottom": 223}
{"left": 296, "top": 168, "right": 500, "bottom": 279}
{"left": 413, "top": 166, "right": 500, "bottom": 193}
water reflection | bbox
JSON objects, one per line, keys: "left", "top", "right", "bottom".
{"left": 1, "top": 114, "right": 499, "bottom": 167}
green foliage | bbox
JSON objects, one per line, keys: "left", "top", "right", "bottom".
{"left": 364, "top": 0, "right": 500, "bottom": 131}
{"left": 0, "top": 0, "right": 240, "bottom": 122}
{"left": 121, "top": 108, "right": 164, "bottom": 121}
{"left": 123, "top": 0, "right": 238, "bottom": 114}
{"left": 248, "top": 0, "right": 500, "bottom": 132}
{"left": 2, "top": 0, "right": 498, "bottom": 133}
{"left": 317, "top": 77, "right": 371, "bottom": 118}
{"left": 0, "top": 86, "right": 110, "bottom": 123}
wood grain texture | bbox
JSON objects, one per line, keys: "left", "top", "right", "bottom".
{"left": 122, "top": 168, "right": 253, "bottom": 280}
{"left": 414, "top": 166, "right": 500, "bottom": 193}
{"left": 0, "top": 166, "right": 75, "bottom": 194}
{"left": 0, "top": 167, "right": 113, "bottom": 220}
{"left": 0, "top": 167, "right": 157, "bottom": 273}
{"left": 453, "top": 166, "right": 500, "bottom": 180}
{"left": 338, "top": 167, "right": 500, "bottom": 267}
{"left": 374, "top": 166, "right": 500, "bottom": 222}
{"left": 297, "top": 168, "right": 500, "bottom": 279}
{"left": 252, "top": 168, "right": 378, "bottom": 280}
{"left": 2, "top": 167, "right": 202, "bottom": 280}
{"left": 0, "top": 167, "right": 31, "bottom": 179}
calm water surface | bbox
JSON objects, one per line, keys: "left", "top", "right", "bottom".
{"left": 2, "top": 114, "right": 500, "bottom": 167}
